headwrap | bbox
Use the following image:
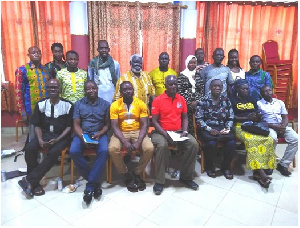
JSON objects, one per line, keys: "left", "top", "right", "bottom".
{"left": 180, "top": 55, "right": 197, "bottom": 93}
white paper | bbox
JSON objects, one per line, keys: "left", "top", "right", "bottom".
{"left": 167, "top": 131, "right": 189, "bottom": 141}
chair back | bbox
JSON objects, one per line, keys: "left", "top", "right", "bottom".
{"left": 262, "top": 40, "right": 279, "bottom": 70}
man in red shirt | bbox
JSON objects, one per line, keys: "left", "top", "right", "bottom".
{"left": 151, "top": 75, "right": 199, "bottom": 195}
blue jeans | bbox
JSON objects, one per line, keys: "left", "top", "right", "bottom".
{"left": 69, "top": 134, "right": 108, "bottom": 191}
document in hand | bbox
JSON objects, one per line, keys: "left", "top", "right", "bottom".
{"left": 82, "top": 134, "right": 99, "bottom": 144}
{"left": 167, "top": 131, "right": 189, "bottom": 141}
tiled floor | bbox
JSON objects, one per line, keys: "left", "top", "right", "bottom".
{"left": 1, "top": 130, "right": 298, "bottom": 226}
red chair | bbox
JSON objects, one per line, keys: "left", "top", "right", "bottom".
{"left": 262, "top": 40, "right": 294, "bottom": 108}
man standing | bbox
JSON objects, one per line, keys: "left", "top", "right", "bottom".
{"left": 69, "top": 80, "right": 110, "bottom": 204}
{"left": 151, "top": 75, "right": 199, "bottom": 195}
{"left": 88, "top": 40, "right": 120, "bottom": 103}
{"left": 114, "top": 54, "right": 155, "bottom": 107}
{"left": 195, "top": 48, "right": 209, "bottom": 71}
{"left": 15, "top": 46, "right": 51, "bottom": 124}
{"left": 200, "top": 48, "right": 234, "bottom": 97}
{"left": 18, "top": 79, "right": 73, "bottom": 198}
{"left": 109, "top": 81, "right": 154, "bottom": 192}
{"left": 257, "top": 86, "right": 298, "bottom": 177}
{"left": 57, "top": 50, "right": 87, "bottom": 104}
{"left": 149, "top": 52, "right": 177, "bottom": 96}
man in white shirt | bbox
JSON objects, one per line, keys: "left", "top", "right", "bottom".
{"left": 88, "top": 40, "right": 120, "bottom": 103}
{"left": 257, "top": 86, "right": 298, "bottom": 177}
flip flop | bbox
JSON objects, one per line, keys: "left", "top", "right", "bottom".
{"left": 33, "top": 185, "right": 45, "bottom": 196}
{"left": 253, "top": 175, "right": 271, "bottom": 188}
{"left": 18, "top": 177, "right": 33, "bottom": 198}
{"left": 223, "top": 170, "right": 233, "bottom": 180}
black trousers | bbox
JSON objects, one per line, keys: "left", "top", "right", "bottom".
{"left": 24, "top": 132, "right": 70, "bottom": 186}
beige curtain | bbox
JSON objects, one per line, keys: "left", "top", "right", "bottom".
{"left": 87, "top": 1, "right": 140, "bottom": 74}
{"left": 141, "top": 3, "right": 181, "bottom": 73}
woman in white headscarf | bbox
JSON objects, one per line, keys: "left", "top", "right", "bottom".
{"left": 177, "top": 55, "right": 205, "bottom": 135}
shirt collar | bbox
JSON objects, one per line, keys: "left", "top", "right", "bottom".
{"left": 162, "top": 91, "right": 180, "bottom": 100}
{"left": 29, "top": 61, "right": 43, "bottom": 69}
{"left": 248, "top": 68, "right": 262, "bottom": 76}
{"left": 85, "top": 96, "right": 99, "bottom": 105}
{"left": 261, "top": 97, "right": 276, "bottom": 104}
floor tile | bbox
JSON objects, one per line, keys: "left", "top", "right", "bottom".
{"left": 271, "top": 207, "right": 298, "bottom": 226}
{"left": 2, "top": 204, "right": 70, "bottom": 226}
{"left": 173, "top": 181, "right": 228, "bottom": 211}
{"left": 199, "top": 172, "right": 237, "bottom": 190}
{"left": 147, "top": 195, "right": 213, "bottom": 226}
{"left": 71, "top": 200, "right": 144, "bottom": 226}
{"left": 215, "top": 191, "right": 276, "bottom": 226}
{"left": 277, "top": 184, "right": 298, "bottom": 213}
{"left": 1, "top": 192, "right": 41, "bottom": 224}
{"left": 204, "top": 212, "right": 246, "bottom": 226}
{"left": 137, "top": 218, "right": 159, "bottom": 226}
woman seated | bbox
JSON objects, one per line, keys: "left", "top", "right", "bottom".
{"left": 195, "top": 79, "right": 235, "bottom": 179}
{"left": 229, "top": 79, "right": 276, "bottom": 188}
{"left": 177, "top": 55, "right": 205, "bottom": 135}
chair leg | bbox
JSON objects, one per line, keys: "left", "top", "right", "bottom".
{"left": 142, "top": 170, "right": 146, "bottom": 181}
{"left": 293, "top": 157, "right": 296, "bottom": 168}
{"left": 71, "top": 159, "right": 74, "bottom": 184}
{"left": 230, "top": 159, "right": 235, "bottom": 171}
{"left": 59, "top": 148, "right": 68, "bottom": 181}
{"left": 15, "top": 122, "right": 19, "bottom": 142}
{"left": 200, "top": 149, "right": 205, "bottom": 173}
{"left": 109, "top": 156, "right": 112, "bottom": 184}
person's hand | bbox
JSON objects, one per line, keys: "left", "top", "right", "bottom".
{"left": 92, "top": 132, "right": 101, "bottom": 140}
{"left": 180, "top": 131, "right": 188, "bottom": 138}
{"left": 219, "top": 128, "right": 230, "bottom": 135}
{"left": 247, "top": 113, "right": 257, "bottom": 122}
{"left": 38, "top": 138, "right": 45, "bottom": 148}
{"left": 190, "top": 101, "right": 198, "bottom": 109}
{"left": 48, "top": 138, "right": 58, "bottom": 146}
{"left": 123, "top": 141, "right": 133, "bottom": 153}
{"left": 166, "top": 135, "right": 176, "bottom": 147}
{"left": 132, "top": 141, "right": 141, "bottom": 151}
{"left": 210, "top": 129, "right": 219, "bottom": 136}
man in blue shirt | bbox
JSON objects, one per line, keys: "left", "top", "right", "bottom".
{"left": 245, "top": 55, "right": 273, "bottom": 102}
{"left": 69, "top": 80, "right": 110, "bottom": 204}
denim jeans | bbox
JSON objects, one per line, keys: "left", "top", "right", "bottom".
{"left": 69, "top": 134, "right": 108, "bottom": 191}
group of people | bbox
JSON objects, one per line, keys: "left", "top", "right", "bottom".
{"left": 14, "top": 40, "right": 297, "bottom": 204}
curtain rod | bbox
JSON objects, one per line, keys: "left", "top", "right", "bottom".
{"left": 110, "top": 2, "right": 188, "bottom": 9}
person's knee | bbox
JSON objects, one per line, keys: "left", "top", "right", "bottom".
{"left": 108, "top": 143, "right": 121, "bottom": 156}
{"left": 206, "top": 140, "right": 217, "bottom": 147}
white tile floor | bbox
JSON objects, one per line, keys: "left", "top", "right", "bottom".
{"left": 1, "top": 131, "right": 298, "bottom": 226}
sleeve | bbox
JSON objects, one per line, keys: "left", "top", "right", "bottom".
{"left": 14, "top": 67, "right": 26, "bottom": 116}
{"left": 182, "top": 96, "right": 187, "bottom": 113}
{"left": 66, "top": 104, "right": 74, "bottom": 127}
{"left": 31, "top": 102, "right": 42, "bottom": 127}
{"left": 88, "top": 58, "right": 95, "bottom": 68}
{"left": 151, "top": 97, "right": 160, "bottom": 115}
{"left": 195, "top": 71, "right": 205, "bottom": 99}
{"left": 227, "top": 69, "right": 234, "bottom": 85}
{"left": 195, "top": 99, "right": 208, "bottom": 130}
{"left": 115, "top": 62, "right": 121, "bottom": 79}
{"left": 139, "top": 100, "right": 148, "bottom": 118}
{"left": 280, "top": 100, "right": 288, "bottom": 114}
{"left": 250, "top": 96, "right": 258, "bottom": 110}
{"left": 177, "top": 74, "right": 191, "bottom": 104}
{"left": 257, "top": 100, "right": 263, "bottom": 112}
{"left": 264, "top": 71, "right": 273, "bottom": 88}
{"left": 110, "top": 101, "right": 119, "bottom": 119}
{"left": 73, "top": 101, "right": 80, "bottom": 119}
{"left": 147, "top": 73, "right": 155, "bottom": 96}
{"left": 113, "top": 77, "right": 122, "bottom": 100}
{"left": 225, "top": 98, "right": 234, "bottom": 129}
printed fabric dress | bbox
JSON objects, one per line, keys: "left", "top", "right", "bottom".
{"left": 230, "top": 95, "right": 276, "bottom": 170}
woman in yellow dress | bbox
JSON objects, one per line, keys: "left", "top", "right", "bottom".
{"left": 230, "top": 79, "right": 276, "bottom": 188}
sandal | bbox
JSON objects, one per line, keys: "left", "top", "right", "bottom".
{"left": 223, "top": 170, "right": 233, "bottom": 180}
{"left": 207, "top": 170, "right": 216, "bottom": 178}
{"left": 33, "top": 185, "right": 45, "bottom": 196}
{"left": 256, "top": 177, "right": 271, "bottom": 189}
{"left": 18, "top": 177, "right": 33, "bottom": 198}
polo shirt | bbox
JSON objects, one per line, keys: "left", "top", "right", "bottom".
{"left": 151, "top": 92, "right": 187, "bottom": 131}
{"left": 110, "top": 97, "right": 148, "bottom": 132}
{"left": 31, "top": 98, "right": 73, "bottom": 135}
{"left": 73, "top": 97, "right": 110, "bottom": 134}
{"left": 149, "top": 67, "right": 178, "bottom": 96}
{"left": 257, "top": 98, "right": 288, "bottom": 124}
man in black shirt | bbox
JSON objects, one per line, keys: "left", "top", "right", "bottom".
{"left": 18, "top": 79, "right": 73, "bottom": 198}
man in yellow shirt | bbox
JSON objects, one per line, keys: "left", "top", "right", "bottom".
{"left": 114, "top": 54, "right": 155, "bottom": 107}
{"left": 109, "top": 81, "right": 154, "bottom": 192}
{"left": 149, "top": 52, "right": 177, "bottom": 96}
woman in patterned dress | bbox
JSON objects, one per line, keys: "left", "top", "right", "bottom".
{"left": 177, "top": 55, "right": 205, "bottom": 135}
{"left": 230, "top": 79, "right": 276, "bottom": 188}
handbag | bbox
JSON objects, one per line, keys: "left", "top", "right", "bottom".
{"left": 241, "top": 121, "right": 270, "bottom": 136}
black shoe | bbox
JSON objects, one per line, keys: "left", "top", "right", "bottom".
{"left": 83, "top": 189, "right": 93, "bottom": 204}
{"left": 124, "top": 172, "right": 138, "bottom": 192}
{"left": 133, "top": 173, "right": 146, "bottom": 191}
{"left": 276, "top": 163, "right": 291, "bottom": 176}
{"left": 93, "top": 186, "right": 102, "bottom": 199}
{"left": 263, "top": 169, "right": 273, "bottom": 176}
{"left": 153, "top": 182, "right": 164, "bottom": 195}
{"left": 179, "top": 179, "right": 199, "bottom": 190}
